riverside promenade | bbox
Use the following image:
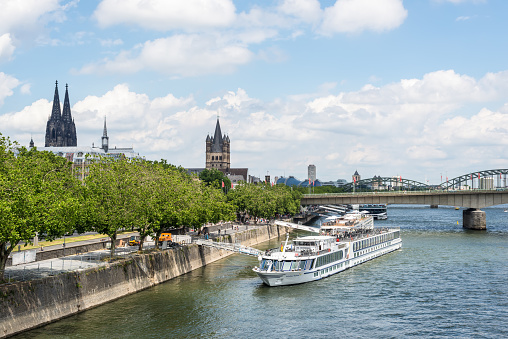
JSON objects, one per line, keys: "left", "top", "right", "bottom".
{"left": 3, "top": 223, "right": 260, "bottom": 283}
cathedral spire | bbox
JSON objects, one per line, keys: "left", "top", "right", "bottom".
{"left": 50, "top": 80, "right": 61, "bottom": 121}
{"left": 61, "top": 83, "right": 73, "bottom": 123}
{"left": 101, "top": 116, "right": 109, "bottom": 153}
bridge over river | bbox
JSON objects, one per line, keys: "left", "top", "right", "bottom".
{"left": 301, "top": 190, "right": 508, "bottom": 230}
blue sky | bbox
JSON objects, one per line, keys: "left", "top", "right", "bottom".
{"left": 2, "top": 0, "right": 508, "bottom": 184}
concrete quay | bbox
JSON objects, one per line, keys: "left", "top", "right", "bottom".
{"left": 0, "top": 222, "right": 289, "bottom": 338}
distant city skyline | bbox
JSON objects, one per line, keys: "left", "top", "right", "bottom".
{"left": 2, "top": 1, "right": 508, "bottom": 184}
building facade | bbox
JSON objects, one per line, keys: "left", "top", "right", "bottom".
{"left": 45, "top": 81, "right": 77, "bottom": 147}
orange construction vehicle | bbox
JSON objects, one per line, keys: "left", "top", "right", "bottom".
{"left": 158, "top": 232, "right": 172, "bottom": 243}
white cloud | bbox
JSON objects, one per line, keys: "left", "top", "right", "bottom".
{"left": 278, "top": 0, "right": 322, "bottom": 24}
{"left": 321, "top": 0, "right": 408, "bottom": 34}
{"left": 406, "top": 145, "right": 447, "bottom": 160}
{"left": 79, "top": 34, "right": 253, "bottom": 77}
{"left": 94, "top": 0, "right": 237, "bottom": 31}
{"left": 80, "top": 0, "right": 412, "bottom": 78}
{"left": 0, "top": 34, "right": 15, "bottom": 61}
{"left": 0, "top": 72, "right": 20, "bottom": 105}
{"left": 99, "top": 39, "right": 123, "bottom": 47}
{"left": 0, "top": 99, "right": 50, "bottom": 134}
{"left": 20, "top": 83, "right": 31, "bottom": 95}
{"left": 6, "top": 69, "right": 508, "bottom": 181}
{"left": 0, "top": 0, "right": 60, "bottom": 34}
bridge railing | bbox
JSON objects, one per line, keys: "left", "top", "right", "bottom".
{"left": 303, "top": 188, "right": 507, "bottom": 198}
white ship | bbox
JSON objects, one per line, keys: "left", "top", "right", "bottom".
{"left": 253, "top": 213, "right": 401, "bottom": 286}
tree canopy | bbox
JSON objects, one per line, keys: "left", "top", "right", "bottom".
{"left": 198, "top": 168, "right": 232, "bottom": 193}
{"left": 227, "top": 183, "right": 301, "bottom": 222}
{"left": 0, "top": 134, "right": 81, "bottom": 280}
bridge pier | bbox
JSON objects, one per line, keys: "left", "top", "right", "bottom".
{"left": 463, "top": 208, "right": 486, "bottom": 230}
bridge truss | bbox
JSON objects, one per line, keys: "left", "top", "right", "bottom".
{"left": 440, "top": 169, "right": 508, "bottom": 190}
{"left": 339, "top": 169, "right": 508, "bottom": 192}
{"left": 341, "top": 176, "right": 430, "bottom": 192}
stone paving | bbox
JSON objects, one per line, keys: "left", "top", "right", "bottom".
{"left": 3, "top": 243, "right": 152, "bottom": 282}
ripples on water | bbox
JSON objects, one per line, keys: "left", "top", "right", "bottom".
{"left": 14, "top": 205, "right": 508, "bottom": 339}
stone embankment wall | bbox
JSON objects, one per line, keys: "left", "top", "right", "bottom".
{"left": 0, "top": 223, "right": 287, "bottom": 338}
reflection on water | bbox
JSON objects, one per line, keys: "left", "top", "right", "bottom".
{"left": 13, "top": 206, "right": 508, "bottom": 339}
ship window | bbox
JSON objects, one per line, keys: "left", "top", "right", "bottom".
{"left": 299, "top": 261, "right": 306, "bottom": 270}
{"left": 282, "top": 261, "right": 291, "bottom": 271}
{"left": 291, "top": 261, "right": 299, "bottom": 271}
{"left": 274, "top": 261, "right": 281, "bottom": 271}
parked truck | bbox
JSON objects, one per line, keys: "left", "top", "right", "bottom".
{"left": 158, "top": 232, "right": 172, "bottom": 243}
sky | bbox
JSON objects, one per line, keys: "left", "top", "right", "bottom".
{"left": 1, "top": 0, "right": 508, "bottom": 184}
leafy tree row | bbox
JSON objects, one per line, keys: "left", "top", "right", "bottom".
{"left": 0, "top": 135, "right": 302, "bottom": 281}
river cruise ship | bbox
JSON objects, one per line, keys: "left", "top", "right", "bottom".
{"left": 253, "top": 213, "right": 401, "bottom": 286}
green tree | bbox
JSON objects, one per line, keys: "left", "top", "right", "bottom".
{"left": 199, "top": 168, "right": 231, "bottom": 193}
{"left": 0, "top": 135, "right": 81, "bottom": 280}
{"left": 83, "top": 156, "right": 139, "bottom": 257}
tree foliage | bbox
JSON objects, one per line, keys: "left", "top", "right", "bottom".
{"left": 0, "top": 135, "right": 81, "bottom": 280}
{"left": 227, "top": 183, "right": 301, "bottom": 222}
{"left": 82, "top": 158, "right": 236, "bottom": 251}
{"left": 198, "top": 168, "right": 231, "bottom": 193}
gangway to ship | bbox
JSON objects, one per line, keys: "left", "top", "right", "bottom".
{"left": 274, "top": 220, "right": 319, "bottom": 233}
{"left": 194, "top": 239, "right": 262, "bottom": 257}
{"left": 319, "top": 205, "right": 347, "bottom": 214}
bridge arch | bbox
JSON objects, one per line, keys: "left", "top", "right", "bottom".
{"left": 441, "top": 169, "right": 508, "bottom": 190}
{"left": 341, "top": 176, "right": 430, "bottom": 192}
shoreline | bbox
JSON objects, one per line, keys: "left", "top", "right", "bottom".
{"left": 0, "top": 223, "right": 289, "bottom": 338}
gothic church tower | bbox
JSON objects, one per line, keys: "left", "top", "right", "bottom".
{"left": 45, "top": 81, "right": 77, "bottom": 147}
{"left": 206, "top": 118, "right": 230, "bottom": 171}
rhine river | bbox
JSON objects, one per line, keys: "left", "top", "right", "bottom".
{"left": 13, "top": 205, "right": 508, "bottom": 338}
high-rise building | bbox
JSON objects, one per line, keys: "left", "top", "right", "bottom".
{"left": 45, "top": 81, "right": 77, "bottom": 147}
{"left": 308, "top": 164, "right": 316, "bottom": 182}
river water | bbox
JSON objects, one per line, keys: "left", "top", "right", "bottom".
{"left": 13, "top": 205, "right": 508, "bottom": 338}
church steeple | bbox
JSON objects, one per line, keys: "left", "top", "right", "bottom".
{"left": 205, "top": 117, "right": 230, "bottom": 171}
{"left": 50, "top": 80, "right": 61, "bottom": 121}
{"left": 212, "top": 118, "right": 223, "bottom": 152}
{"left": 101, "top": 116, "right": 109, "bottom": 153}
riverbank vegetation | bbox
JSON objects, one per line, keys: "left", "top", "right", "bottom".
{"left": 0, "top": 135, "right": 301, "bottom": 281}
